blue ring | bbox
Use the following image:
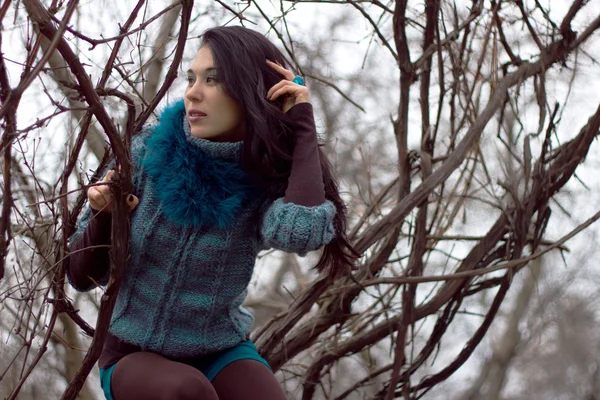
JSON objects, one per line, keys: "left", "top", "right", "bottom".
{"left": 293, "top": 76, "right": 305, "bottom": 86}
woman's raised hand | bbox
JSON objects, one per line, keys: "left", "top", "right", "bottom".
{"left": 266, "top": 60, "right": 309, "bottom": 113}
{"left": 88, "top": 170, "right": 139, "bottom": 213}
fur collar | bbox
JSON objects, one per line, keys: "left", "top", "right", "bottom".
{"left": 143, "top": 100, "right": 256, "bottom": 230}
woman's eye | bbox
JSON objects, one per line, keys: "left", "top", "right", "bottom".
{"left": 185, "top": 75, "right": 217, "bottom": 85}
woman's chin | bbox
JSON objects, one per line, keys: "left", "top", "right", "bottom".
{"left": 190, "top": 128, "right": 211, "bottom": 139}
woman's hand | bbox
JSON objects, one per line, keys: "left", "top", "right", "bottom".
{"left": 88, "top": 169, "right": 139, "bottom": 213}
{"left": 266, "top": 60, "right": 310, "bottom": 113}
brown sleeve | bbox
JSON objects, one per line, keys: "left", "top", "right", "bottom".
{"left": 66, "top": 210, "right": 112, "bottom": 291}
{"left": 283, "top": 102, "right": 327, "bottom": 207}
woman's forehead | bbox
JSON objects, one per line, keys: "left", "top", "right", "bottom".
{"left": 189, "top": 47, "right": 215, "bottom": 73}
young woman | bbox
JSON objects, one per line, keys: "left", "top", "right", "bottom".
{"left": 67, "top": 26, "right": 356, "bottom": 400}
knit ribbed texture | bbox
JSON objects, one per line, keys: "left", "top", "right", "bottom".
{"left": 260, "top": 198, "right": 336, "bottom": 257}
{"left": 183, "top": 117, "right": 243, "bottom": 161}
{"left": 68, "top": 100, "right": 337, "bottom": 358}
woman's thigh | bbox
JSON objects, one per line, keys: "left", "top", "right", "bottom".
{"left": 110, "top": 352, "right": 219, "bottom": 400}
{"left": 211, "top": 359, "right": 288, "bottom": 400}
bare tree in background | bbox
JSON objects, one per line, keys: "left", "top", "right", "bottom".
{"left": 0, "top": 1, "right": 193, "bottom": 398}
{"left": 1, "top": 1, "right": 600, "bottom": 399}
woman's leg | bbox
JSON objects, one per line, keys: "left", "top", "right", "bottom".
{"left": 110, "top": 352, "right": 219, "bottom": 400}
{"left": 211, "top": 359, "right": 288, "bottom": 400}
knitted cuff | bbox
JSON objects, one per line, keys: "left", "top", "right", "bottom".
{"left": 260, "top": 198, "right": 336, "bottom": 256}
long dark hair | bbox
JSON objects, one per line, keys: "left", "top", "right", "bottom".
{"left": 201, "top": 26, "right": 359, "bottom": 278}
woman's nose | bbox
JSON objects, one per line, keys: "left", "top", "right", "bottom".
{"left": 186, "top": 81, "right": 204, "bottom": 102}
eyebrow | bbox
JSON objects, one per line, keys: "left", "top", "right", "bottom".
{"left": 186, "top": 67, "right": 216, "bottom": 75}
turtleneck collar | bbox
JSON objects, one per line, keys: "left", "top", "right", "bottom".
{"left": 182, "top": 115, "right": 244, "bottom": 163}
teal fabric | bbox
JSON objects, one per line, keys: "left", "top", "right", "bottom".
{"left": 67, "top": 100, "right": 336, "bottom": 359}
{"left": 98, "top": 340, "right": 269, "bottom": 400}
{"left": 142, "top": 100, "right": 257, "bottom": 229}
{"left": 99, "top": 363, "right": 117, "bottom": 400}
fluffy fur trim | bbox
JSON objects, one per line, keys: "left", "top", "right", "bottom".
{"left": 143, "top": 100, "right": 255, "bottom": 229}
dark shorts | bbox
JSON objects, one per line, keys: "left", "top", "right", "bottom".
{"left": 98, "top": 340, "right": 270, "bottom": 400}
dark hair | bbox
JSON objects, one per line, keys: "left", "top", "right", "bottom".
{"left": 200, "top": 26, "right": 359, "bottom": 278}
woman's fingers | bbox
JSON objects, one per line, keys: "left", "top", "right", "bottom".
{"left": 269, "top": 84, "right": 304, "bottom": 102}
{"left": 102, "top": 169, "right": 115, "bottom": 182}
{"left": 126, "top": 194, "right": 139, "bottom": 210}
{"left": 267, "top": 79, "right": 291, "bottom": 100}
{"left": 267, "top": 78, "right": 310, "bottom": 110}
{"left": 266, "top": 60, "right": 311, "bottom": 113}
{"left": 88, "top": 186, "right": 111, "bottom": 211}
{"left": 89, "top": 170, "right": 114, "bottom": 211}
{"left": 266, "top": 60, "right": 294, "bottom": 80}
{"left": 89, "top": 170, "right": 139, "bottom": 213}
{"left": 89, "top": 190, "right": 138, "bottom": 212}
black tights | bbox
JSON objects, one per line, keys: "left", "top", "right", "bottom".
{"left": 110, "top": 352, "right": 288, "bottom": 400}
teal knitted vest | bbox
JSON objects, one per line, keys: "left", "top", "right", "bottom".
{"left": 69, "top": 100, "right": 337, "bottom": 357}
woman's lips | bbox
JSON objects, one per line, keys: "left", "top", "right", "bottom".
{"left": 188, "top": 114, "right": 206, "bottom": 123}
{"left": 188, "top": 111, "right": 207, "bottom": 123}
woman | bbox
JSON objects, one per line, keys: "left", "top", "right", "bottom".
{"left": 67, "top": 26, "right": 356, "bottom": 400}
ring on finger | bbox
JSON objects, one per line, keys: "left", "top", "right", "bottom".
{"left": 292, "top": 76, "right": 305, "bottom": 86}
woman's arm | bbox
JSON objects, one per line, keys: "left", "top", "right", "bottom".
{"left": 66, "top": 127, "right": 151, "bottom": 291}
{"left": 66, "top": 209, "right": 112, "bottom": 291}
{"left": 259, "top": 103, "right": 336, "bottom": 256}
{"left": 283, "top": 102, "right": 326, "bottom": 207}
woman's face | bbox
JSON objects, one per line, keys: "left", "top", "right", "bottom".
{"left": 184, "top": 46, "right": 245, "bottom": 142}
